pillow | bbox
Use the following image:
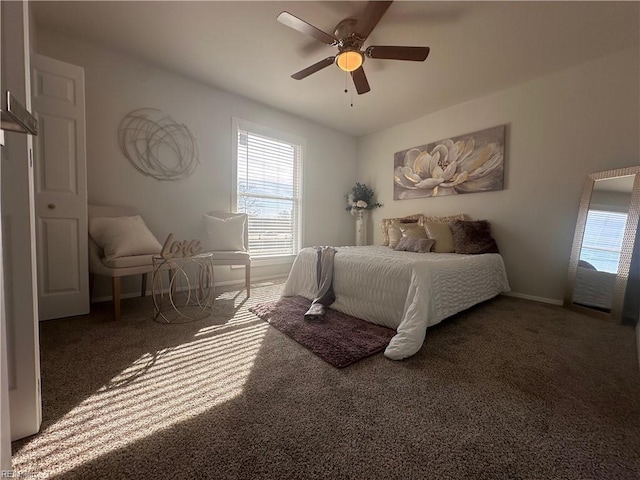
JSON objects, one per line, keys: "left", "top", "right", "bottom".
{"left": 394, "top": 236, "right": 435, "bottom": 253}
{"left": 89, "top": 215, "right": 162, "bottom": 261}
{"left": 388, "top": 221, "right": 419, "bottom": 248}
{"left": 423, "top": 221, "right": 455, "bottom": 253}
{"left": 399, "top": 223, "right": 428, "bottom": 239}
{"left": 202, "top": 214, "right": 246, "bottom": 251}
{"left": 418, "top": 213, "right": 469, "bottom": 227}
{"left": 381, "top": 214, "right": 424, "bottom": 246}
{"left": 449, "top": 219, "right": 499, "bottom": 255}
{"left": 578, "top": 260, "right": 596, "bottom": 270}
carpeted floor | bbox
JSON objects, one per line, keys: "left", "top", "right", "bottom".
{"left": 11, "top": 279, "right": 640, "bottom": 479}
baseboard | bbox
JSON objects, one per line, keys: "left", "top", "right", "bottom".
{"left": 501, "top": 291, "right": 563, "bottom": 306}
{"left": 91, "top": 273, "right": 287, "bottom": 303}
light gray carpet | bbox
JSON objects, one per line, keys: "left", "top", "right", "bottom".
{"left": 11, "top": 279, "right": 640, "bottom": 479}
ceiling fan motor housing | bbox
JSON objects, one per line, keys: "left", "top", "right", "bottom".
{"left": 333, "top": 18, "right": 365, "bottom": 71}
{"left": 333, "top": 18, "right": 360, "bottom": 43}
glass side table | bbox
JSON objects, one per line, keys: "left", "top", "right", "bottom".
{"left": 151, "top": 252, "right": 215, "bottom": 323}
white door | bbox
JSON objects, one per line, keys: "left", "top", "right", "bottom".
{"left": 1, "top": 0, "right": 42, "bottom": 441}
{"left": 0, "top": 250, "right": 11, "bottom": 469}
{"left": 31, "top": 54, "right": 88, "bottom": 320}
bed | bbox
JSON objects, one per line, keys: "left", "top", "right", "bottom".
{"left": 572, "top": 265, "right": 615, "bottom": 310}
{"left": 282, "top": 246, "right": 510, "bottom": 360}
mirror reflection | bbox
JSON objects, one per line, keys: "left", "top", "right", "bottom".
{"left": 566, "top": 165, "right": 640, "bottom": 324}
{"left": 572, "top": 175, "right": 634, "bottom": 312}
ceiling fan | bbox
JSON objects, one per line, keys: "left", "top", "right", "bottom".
{"left": 277, "top": 1, "right": 430, "bottom": 95}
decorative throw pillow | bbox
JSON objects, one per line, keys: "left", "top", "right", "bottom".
{"left": 381, "top": 214, "right": 424, "bottom": 246}
{"left": 388, "top": 221, "right": 419, "bottom": 248}
{"left": 89, "top": 215, "right": 162, "bottom": 261}
{"left": 399, "top": 223, "right": 428, "bottom": 239}
{"left": 202, "top": 214, "right": 246, "bottom": 251}
{"left": 423, "top": 221, "right": 456, "bottom": 253}
{"left": 578, "top": 259, "right": 596, "bottom": 270}
{"left": 449, "top": 219, "right": 499, "bottom": 254}
{"left": 394, "top": 236, "right": 435, "bottom": 253}
{"left": 418, "top": 213, "right": 469, "bottom": 227}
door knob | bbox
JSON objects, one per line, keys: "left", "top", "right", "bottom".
{"left": 47, "top": 203, "right": 56, "bottom": 209}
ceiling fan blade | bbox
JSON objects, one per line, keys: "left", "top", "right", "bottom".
{"left": 354, "top": 1, "right": 393, "bottom": 40}
{"left": 291, "top": 57, "right": 336, "bottom": 80}
{"left": 351, "top": 67, "right": 371, "bottom": 95}
{"left": 277, "top": 12, "right": 337, "bottom": 45}
{"left": 366, "top": 46, "right": 430, "bottom": 61}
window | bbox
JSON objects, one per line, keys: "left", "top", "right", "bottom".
{"left": 233, "top": 119, "right": 303, "bottom": 260}
{"left": 579, "top": 209, "right": 628, "bottom": 273}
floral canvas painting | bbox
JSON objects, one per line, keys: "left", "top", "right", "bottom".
{"left": 393, "top": 125, "right": 505, "bottom": 200}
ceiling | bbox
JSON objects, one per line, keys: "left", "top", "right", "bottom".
{"left": 31, "top": 1, "right": 639, "bottom": 137}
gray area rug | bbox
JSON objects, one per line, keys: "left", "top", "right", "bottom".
{"left": 250, "top": 296, "right": 396, "bottom": 368}
{"left": 11, "top": 280, "right": 640, "bottom": 479}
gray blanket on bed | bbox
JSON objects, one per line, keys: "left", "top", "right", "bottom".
{"left": 304, "top": 246, "right": 336, "bottom": 322}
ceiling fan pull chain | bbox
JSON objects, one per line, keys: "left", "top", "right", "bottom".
{"left": 343, "top": 71, "right": 353, "bottom": 107}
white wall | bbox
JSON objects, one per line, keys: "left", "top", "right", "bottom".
{"left": 35, "top": 29, "right": 358, "bottom": 297}
{"left": 357, "top": 46, "right": 640, "bottom": 303}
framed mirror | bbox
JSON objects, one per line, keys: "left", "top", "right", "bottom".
{"left": 565, "top": 166, "right": 640, "bottom": 322}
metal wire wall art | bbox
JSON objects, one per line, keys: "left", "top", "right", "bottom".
{"left": 118, "top": 108, "right": 199, "bottom": 181}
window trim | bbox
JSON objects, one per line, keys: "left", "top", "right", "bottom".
{"left": 231, "top": 117, "right": 305, "bottom": 263}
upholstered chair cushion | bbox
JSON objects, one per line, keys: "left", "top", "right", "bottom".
{"left": 89, "top": 215, "right": 162, "bottom": 262}
{"left": 202, "top": 213, "right": 247, "bottom": 251}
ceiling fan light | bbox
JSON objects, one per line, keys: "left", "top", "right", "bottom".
{"left": 336, "top": 50, "right": 363, "bottom": 72}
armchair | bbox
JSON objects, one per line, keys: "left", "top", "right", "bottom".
{"left": 202, "top": 212, "right": 251, "bottom": 297}
{"left": 88, "top": 205, "right": 162, "bottom": 320}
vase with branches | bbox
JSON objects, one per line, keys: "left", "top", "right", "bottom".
{"left": 345, "top": 183, "right": 381, "bottom": 246}
{"left": 345, "top": 182, "right": 382, "bottom": 215}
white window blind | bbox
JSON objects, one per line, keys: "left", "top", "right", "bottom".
{"left": 579, "top": 209, "right": 628, "bottom": 273}
{"left": 236, "top": 126, "right": 302, "bottom": 259}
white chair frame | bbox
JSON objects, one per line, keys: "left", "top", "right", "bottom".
{"left": 205, "top": 211, "right": 251, "bottom": 297}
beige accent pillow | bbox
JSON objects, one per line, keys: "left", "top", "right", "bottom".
{"left": 424, "top": 221, "right": 455, "bottom": 253}
{"left": 418, "top": 213, "right": 469, "bottom": 227}
{"left": 203, "top": 214, "right": 246, "bottom": 251}
{"left": 399, "top": 223, "right": 428, "bottom": 239}
{"left": 381, "top": 214, "right": 424, "bottom": 246}
{"left": 89, "top": 215, "right": 162, "bottom": 261}
{"left": 394, "top": 237, "right": 435, "bottom": 253}
{"left": 388, "top": 221, "right": 421, "bottom": 248}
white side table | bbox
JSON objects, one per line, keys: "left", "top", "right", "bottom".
{"left": 151, "top": 252, "right": 215, "bottom": 323}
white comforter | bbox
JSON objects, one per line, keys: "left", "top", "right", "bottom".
{"left": 572, "top": 266, "right": 615, "bottom": 310}
{"left": 282, "top": 246, "right": 510, "bottom": 360}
